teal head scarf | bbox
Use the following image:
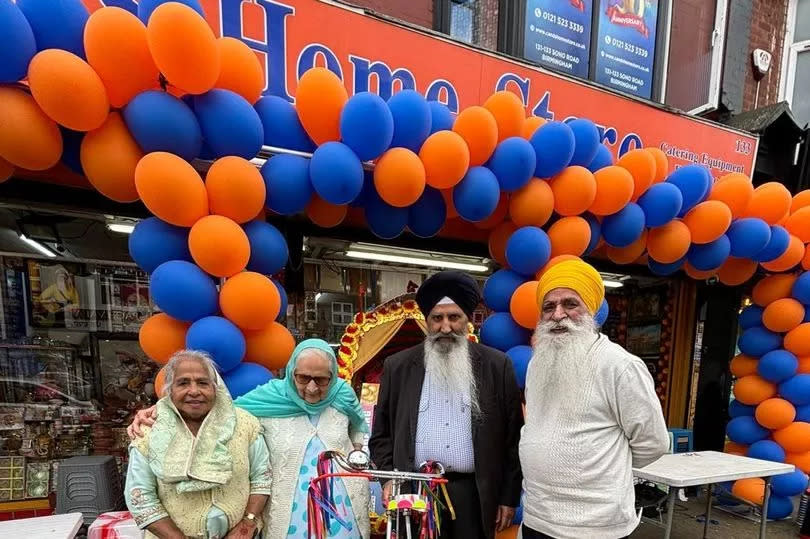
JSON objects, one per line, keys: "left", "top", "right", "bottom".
{"left": 233, "top": 339, "right": 368, "bottom": 432}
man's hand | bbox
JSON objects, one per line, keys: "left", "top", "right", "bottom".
{"left": 127, "top": 405, "right": 158, "bottom": 439}
{"left": 381, "top": 480, "right": 393, "bottom": 507}
{"left": 495, "top": 505, "right": 516, "bottom": 532}
{"left": 224, "top": 519, "right": 257, "bottom": 538}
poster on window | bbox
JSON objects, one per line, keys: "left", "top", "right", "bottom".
{"left": 27, "top": 261, "right": 98, "bottom": 330}
{"left": 98, "top": 338, "right": 159, "bottom": 409}
{"left": 524, "top": 0, "right": 593, "bottom": 78}
{"left": 594, "top": 0, "right": 658, "bottom": 99}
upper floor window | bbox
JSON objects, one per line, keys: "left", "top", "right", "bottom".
{"left": 782, "top": 0, "right": 810, "bottom": 127}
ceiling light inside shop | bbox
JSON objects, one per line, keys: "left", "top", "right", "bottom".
{"left": 345, "top": 243, "right": 489, "bottom": 273}
{"left": 19, "top": 234, "right": 56, "bottom": 257}
{"left": 603, "top": 280, "right": 624, "bottom": 288}
{"left": 107, "top": 223, "right": 135, "bottom": 234}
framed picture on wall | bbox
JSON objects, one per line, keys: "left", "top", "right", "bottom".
{"left": 627, "top": 291, "right": 662, "bottom": 323}
{"left": 626, "top": 324, "right": 661, "bottom": 357}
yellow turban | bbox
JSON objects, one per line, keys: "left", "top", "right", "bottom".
{"left": 536, "top": 259, "right": 605, "bottom": 315}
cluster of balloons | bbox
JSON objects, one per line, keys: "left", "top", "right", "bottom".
{"left": 724, "top": 272, "right": 810, "bottom": 518}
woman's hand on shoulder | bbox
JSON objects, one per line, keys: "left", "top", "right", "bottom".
{"left": 127, "top": 405, "right": 158, "bottom": 439}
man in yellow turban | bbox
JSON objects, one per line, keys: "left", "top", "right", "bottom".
{"left": 520, "top": 259, "right": 669, "bottom": 539}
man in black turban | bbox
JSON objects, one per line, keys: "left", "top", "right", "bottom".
{"left": 370, "top": 271, "right": 523, "bottom": 539}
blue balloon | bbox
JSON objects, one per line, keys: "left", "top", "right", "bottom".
{"left": 766, "top": 496, "right": 794, "bottom": 520}
{"left": 339, "top": 92, "right": 394, "bottom": 161}
{"left": 488, "top": 137, "right": 536, "bottom": 192}
{"left": 648, "top": 257, "right": 686, "bottom": 276}
{"left": 595, "top": 299, "right": 609, "bottom": 327}
{"left": 506, "top": 345, "right": 532, "bottom": 389}
{"left": 726, "top": 416, "right": 769, "bottom": 445}
{"left": 602, "top": 203, "right": 645, "bottom": 248}
{"left": 243, "top": 221, "right": 288, "bottom": 276}
{"left": 739, "top": 305, "right": 765, "bottom": 330}
{"left": 638, "top": 183, "right": 683, "bottom": 227}
{"left": 505, "top": 226, "right": 552, "bottom": 277}
{"left": 779, "top": 374, "right": 810, "bottom": 406}
{"left": 483, "top": 270, "right": 527, "bottom": 312}
{"left": 365, "top": 193, "right": 408, "bottom": 239}
{"left": 0, "top": 1, "right": 35, "bottom": 83}
{"left": 254, "top": 96, "right": 315, "bottom": 152}
{"left": 792, "top": 271, "right": 810, "bottom": 305}
{"left": 729, "top": 399, "right": 755, "bottom": 418}
{"left": 18, "top": 0, "right": 88, "bottom": 58}
{"left": 350, "top": 171, "right": 375, "bottom": 209}
{"left": 453, "top": 167, "right": 500, "bottom": 222}
{"left": 754, "top": 225, "right": 790, "bottom": 263}
{"left": 128, "top": 217, "right": 191, "bottom": 274}
{"left": 150, "top": 261, "right": 219, "bottom": 322}
{"left": 387, "top": 90, "right": 431, "bottom": 152}
{"left": 186, "top": 316, "right": 245, "bottom": 372}
{"left": 747, "top": 440, "right": 786, "bottom": 463}
{"left": 567, "top": 118, "right": 600, "bottom": 167}
{"left": 726, "top": 218, "right": 772, "bottom": 258}
{"left": 586, "top": 144, "right": 614, "bottom": 173}
{"left": 530, "top": 121, "right": 575, "bottom": 178}
{"left": 223, "top": 362, "right": 273, "bottom": 399}
{"left": 273, "top": 280, "right": 288, "bottom": 321}
{"left": 795, "top": 403, "right": 810, "bottom": 422}
{"left": 261, "top": 154, "right": 313, "bottom": 215}
{"left": 583, "top": 213, "right": 601, "bottom": 255}
{"left": 772, "top": 470, "right": 809, "bottom": 497}
{"left": 513, "top": 503, "right": 523, "bottom": 525}
{"left": 193, "top": 89, "right": 263, "bottom": 159}
{"left": 481, "top": 313, "right": 530, "bottom": 352}
{"left": 665, "top": 165, "right": 711, "bottom": 217}
{"left": 738, "top": 326, "right": 783, "bottom": 357}
{"left": 428, "top": 101, "right": 454, "bottom": 134}
{"left": 137, "top": 0, "right": 204, "bottom": 23}
{"left": 59, "top": 127, "right": 83, "bottom": 175}
{"left": 687, "top": 235, "right": 731, "bottom": 271}
{"left": 310, "top": 142, "right": 364, "bottom": 205}
{"left": 408, "top": 186, "right": 446, "bottom": 238}
{"left": 124, "top": 91, "right": 202, "bottom": 161}
{"left": 758, "top": 350, "right": 798, "bottom": 383}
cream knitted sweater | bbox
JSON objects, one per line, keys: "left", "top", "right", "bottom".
{"left": 519, "top": 334, "right": 669, "bottom": 539}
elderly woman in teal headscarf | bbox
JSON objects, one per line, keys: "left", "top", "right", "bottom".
{"left": 233, "top": 339, "right": 370, "bottom": 538}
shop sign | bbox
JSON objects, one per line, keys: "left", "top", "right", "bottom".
{"left": 523, "top": 0, "right": 593, "bottom": 78}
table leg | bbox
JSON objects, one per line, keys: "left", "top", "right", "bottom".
{"left": 702, "top": 484, "right": 713, "bottom": 538}
{"left": 760, "top": 477, "right": 772, "bottom": 539}
{"left": 664, "top": 488, "right": 677, "bottom": 539}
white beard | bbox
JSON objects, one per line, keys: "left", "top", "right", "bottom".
{"left": 423, "top": 333, "right": 480, "bottom": 416}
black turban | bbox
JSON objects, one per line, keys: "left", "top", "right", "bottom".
{"left": 416, "top": 271, "right": 481, "bottom": 319}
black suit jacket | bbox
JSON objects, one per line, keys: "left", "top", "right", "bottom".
{"left": 369, "top": 341, "right": 524, "bottom": 537}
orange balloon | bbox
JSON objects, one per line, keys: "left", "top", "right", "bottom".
{"left": 188, "top": 215, "right": 250, "bottom": 277}
{"left": 724, "top": 441, "right": 748, "bottom": 456}
{"left": 798, "top": 356, "right": 810, "bottom": 374}
{"left": 786, "top": 451, "right": 810, "bottom": 473}
{"left": 791, "top": 190, "right": 810, "bottom": 214}
{"left": 548, "top": 216, "right": 591, "bottom": 258}
{"left": 732, "top": 478, "right": 764, "bottom": 505}
{"left": 0, "top": 87, "right": 62, "bottom": 170}
{"left": 785, "top": 207, "right": 810, "bottom": 243}
{"left": 374, "top": 147, "right": 426, "bottom": 207}
{"left": 206, "top": 156, "right": 265, "bottom": 223}
{"left": 717, "top": 257, "right": 758, "bottom": 286}
{"left": 753, "top": 274, "right": 797, "bottom": 307}
{"left": 418, "top": 130, "right": 470, "bottom": 189}
{"left": 496, "top": 525, "right": 519, "bottom": 539}
{"left": 733, "top": 375, "right": 777, "bottom": 405}
{"left": 521, "top": 116, "right": 546, "bottom": 139}
{"left": 453, "top": 106, "right": 498, "bottom": 166}
{"left": 709, "top": 173, "right": 754, "bottom": 218}
{"left": 135, "top": 152, "right": 209, "bottom": 226}
{"left": 536, "top": 255, "right": 582, "bottom": 280}
{"left": 0, "top": 157, "right": 12, "bottom": 183}
{"left": 786, "top": 324, "right": 810, "bottom": 357}
{"left": 730, "top": 354, "right": 759, "bottom": 378}
{"left": 475, "top": 193, "right": 509, "bottom": 230}
{"left": 84, "top": 7, "right": 160, "bottom": 108}
{"left": 80, "top": 112, "right": 142, "bottom": 202}
{"left": 244, "top": 321, "right": 295, "bottom": 370}
{"left": 214, "top": 37, "right": 264, "bottom": 104}
{"left": 146, "top": 2, "right": 219, "bottom": 95}
{"left": 761, "top": 235, "right": 804, "bottom": 273}
{"left": 756, "top": 398, "right": 796, "bottom": 430}
{"left": 617, "top": 149, "right": 656, "bottom": 200}
{"left": 307, "top": 195, "right": 347, "bottom": 228}
{"left": 607, "top": 230, "right": 647, "bottom": 265}
{"left": 510, "top": 281, "right": 540, "bottom": 329}
{"left": 589, "top": 166, "right": 634, "bottom": 216}
{"left": 489, "top": 221, "right": 517, "bottom": 266}
{"left": 684, "top": 262, "right": 716, "bottom": 280}
{"left": 154, "top": 366, "right": 167, "bottom": 396}
{"left": 763, "top": 298, "right": 806, "bottom": 333}
{"left": 682, "top": 201, "right": 732, "bottom": 244}
{"left": 804, "top": 244, "right": 810, "bottom": 272}
{"left": 139, "top": 313, "right": 189, "bottom": 364}
{"left": 27, "top": 49, "right": 109, "bottom": 131}
{"left": 773, "top": 422, "right": 810, "bottom": 453}
{"left": 647, "top": 219, "right": 691, "bottom": 264}
{"left": 296, "top": 67, "right": 347, "bottom": 145}
{"left": 220, "top": 272, "right": 280, "bottom": 331}
{"left": 646, "top": 147, "right": 668, "bottom": 183}
{"left": 509, "top": 178, "right": 554, "bottom": 227}
{"left": 483, "top": 91, "right": 525, "bottom": 141}
{"left": 441, "top": 188, "right": 459, "bottom": 219}
{"left": 550, "top": 166, "right": 597, "bottom": 216}
{"left": 744, "top": 182, "right": 792, "bottom": 225}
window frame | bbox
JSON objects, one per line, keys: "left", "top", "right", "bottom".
{"left": 780, "top": 0, "right": 810, "bottom": 122}
{"left": 433, "top": 0, "right": 509, "bottom": 52}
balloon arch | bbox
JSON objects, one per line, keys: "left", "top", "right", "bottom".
{"left": 2, "top": 0, "right": 810, "bottom": 519}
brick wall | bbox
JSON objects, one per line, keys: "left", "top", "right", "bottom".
{"left": 350, "top": 0, "right": 434, "bottom": 29}
{"left": 742, "top": 0, "right": 789, "bottom": 110}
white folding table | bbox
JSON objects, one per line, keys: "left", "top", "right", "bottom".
{"left": 0, "top": 512, "right": 83, "bottom": 538}
{"left": 633, "top": 451, "right": 794, "bottom": 539}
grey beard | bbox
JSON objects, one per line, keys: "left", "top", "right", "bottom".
{"left": 423, "top": 333, "right": 480, "bottom": 417}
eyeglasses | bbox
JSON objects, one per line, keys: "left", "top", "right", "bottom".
{"left": 293, "top": 373, "right": 332, "bottom": 387}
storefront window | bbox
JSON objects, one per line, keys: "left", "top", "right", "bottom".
{"left": 436, "top": 0, "right": 500, "bottom": 51}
